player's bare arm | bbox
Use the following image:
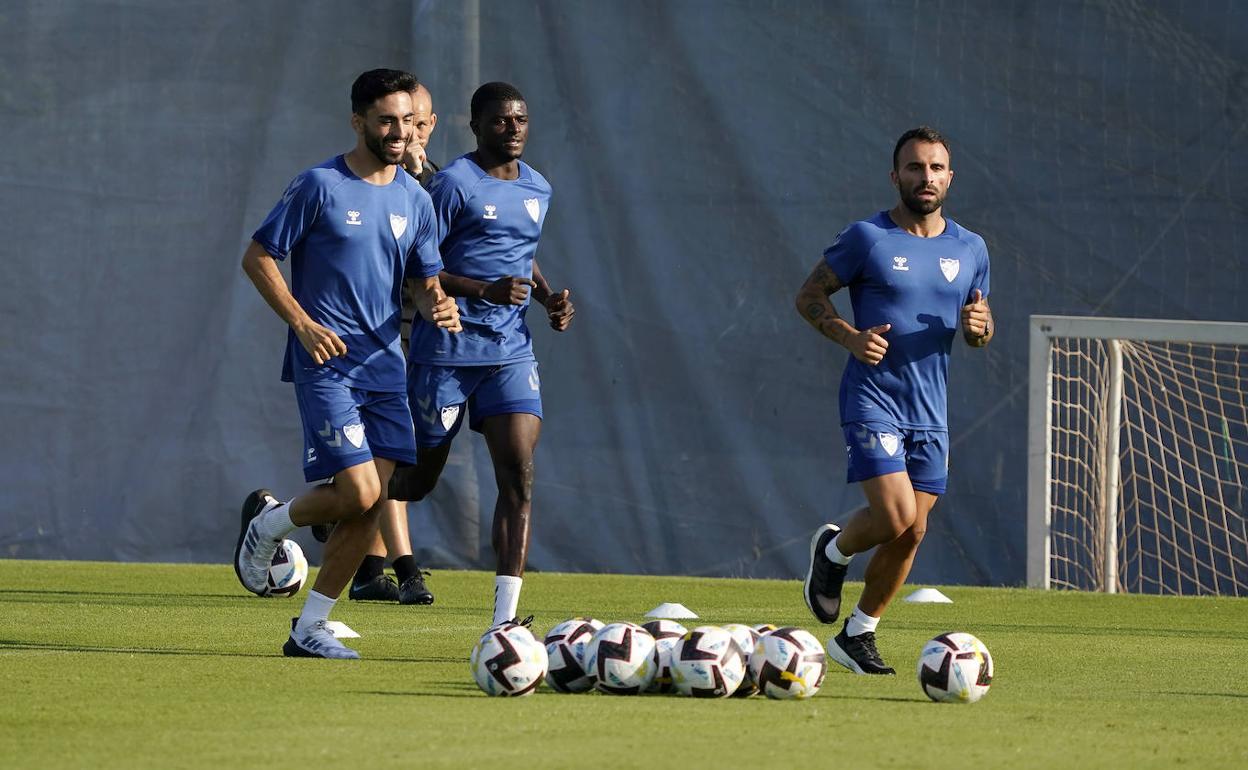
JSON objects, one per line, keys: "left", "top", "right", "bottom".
{"left": 241, "top": 240, "right": 347, "bottom": 364}
{"left": 439, "top": 270, "right": 535, "bottom": 305}
{"left": 532, "top": 259, "right": 574, "bottom": 331}
{"left": 961, "top": 289, "right": 993, "bottom": 347}
{"left": 795, "top": 260, "right": 890, "bottom": 365}
{"left": 408, "top": 274, "right": 462, "bottom": 333}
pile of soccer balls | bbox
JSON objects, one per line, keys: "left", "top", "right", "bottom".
{"left": 470, "top": 617, "right": 992, "bottom": 703}
{"left": 472, "top": 618, "right": 825, "bottom": 700}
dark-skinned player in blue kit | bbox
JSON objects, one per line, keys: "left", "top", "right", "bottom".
{"left": 234, "top": 69, "right": 461, "bottom": 659}
{"left": 795, "top": 126, "right": 994, "bottom": 675}
{"left": 388, "top": 82, "right": 575, "bottom": 628}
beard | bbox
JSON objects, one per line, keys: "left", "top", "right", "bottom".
{"left": 364, "top": 132, "right": 404, "bottom": 165}
{"left": 899, "top": 185, "right": 944, "bottom": 215}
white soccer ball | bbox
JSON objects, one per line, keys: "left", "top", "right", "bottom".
{"left": 671, "top": 626, "right": 747, "bottom": 698}
{"left": 722, "top": 623, "right": 763, "bottom": 696}
{"left": 749, "top": 626, "right": 827, "bottom": 700}
{"left": 470, "top": 622, "right": 548, "bottom": 697}
{"left": 266, "top": 540, "right": 307, "bottom": 597}
{"left": 642, "top": 619, "right": 688, "bottom": 694}
{"left": 917, "top": 632, "right": 994, "bottom": 703}
{"left": 584, "top": 622, "right": 656, "bottom": 695}
{"left": 544, "top": 617, "right": 603, "bottom": 693}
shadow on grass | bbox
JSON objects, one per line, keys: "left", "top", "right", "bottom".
{"left": 1149, "top": 690, "right": 1248, "bottom": 700}
{"left": 0, "top": 639, "right": 468, "bottom": 665}
{"left": 889, "top": 620, "right": 1248, "bottom": 642}
{"left": 0, "top": 639, "right": 277, "bottom": 659}
{"left": 353, "top": 685, "right": 485, "bottom": 699}
{"left": 0, "top": 589, "right": 250, "bottom": 602}
{"left": 817, "top": 693, "right": 926, "bottom": 704}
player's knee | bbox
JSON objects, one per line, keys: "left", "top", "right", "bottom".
{"left": 876, "top": 502, "right": 917, "bottom": 540}
{"left": 897, "top": 526, "right": 927, "bottom": 551}
{"left": 336, "top": 474, "right": 381, "bottom": 517}
{"left": 497, "top": 457, "right": 536, "bottom": 502}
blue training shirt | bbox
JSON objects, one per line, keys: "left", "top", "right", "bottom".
{"left": 252, "top": 154, "right": 443, "bottom": 392}
{"left": 408, "top": 154, "right": 552, "bottom": 366}
{"left": 823, "top": 210, "right": 991, "bottom": 431}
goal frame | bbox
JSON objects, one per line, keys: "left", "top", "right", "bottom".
{"left": 1026, "top": 314, "right": 1248, "bottom": 590}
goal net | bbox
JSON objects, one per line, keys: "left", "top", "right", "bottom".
{"left": 1027, "top": 316, "right": 1248, "bottom": 595}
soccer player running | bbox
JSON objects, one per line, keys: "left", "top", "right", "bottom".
{"left": 390, "top": 82, "right": 575, "bottom": 628}
{"left": 346, "top": 82, "right": 442, "bottom": 606}
{"left": 234, "top": 69, "right": 461, "bottom": 659}
{"left": 795, "top": 127, "right": 993, "bottom": 674}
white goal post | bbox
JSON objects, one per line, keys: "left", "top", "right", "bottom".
{"left": 1027, "top": 315, "right": 1248, "bottom": 595}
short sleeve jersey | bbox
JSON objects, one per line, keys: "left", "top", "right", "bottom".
{"left": 407, "top": 154, "right": 552, "bottom": 366}
{"left": 823, "top": 210, "right": 991, "bottom": 430}
{"left": 252, "top": 155, "right": 443, "bottom": 392}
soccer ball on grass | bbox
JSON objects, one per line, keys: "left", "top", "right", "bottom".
{"left": 722, "top": 623, "right": 763, "bottom": 696}
{"left": 671, "top": 626, "right": 746, "bottom": 698}
{"left": 917, "top": 632, "right": 993, "bottom": 703}
{"left": 584, "top": 622, "right": 656, "bottom": 695}
{"left": 642, "top": 619, "right": 687, "bottom": 694}
{"left": 749, "top": 626, "right": 827, "bottom": 700}
{"left": 471, "top": 621, "right": 548, "bottom": 697}
{"left": 544, "top": 617, "right": 603, "bottom": 693}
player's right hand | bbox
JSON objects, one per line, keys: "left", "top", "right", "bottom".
{"left": 294, "top": 321, "right": 348, "bottom": 365}
{"left": 432, "top": 294, "right": 462, "bottom": 333}
{"left": 483, "top": 276, "right": 536, "bottom": 305}
{"left": 849, "top": 323, "right": 891, "bottom": 365}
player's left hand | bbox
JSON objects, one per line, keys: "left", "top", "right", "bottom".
{"left": 961, "top": 289, "right": 990, "bottom": 338}
{"left": 545, "top": 289, "right": 574, "bottom": 331}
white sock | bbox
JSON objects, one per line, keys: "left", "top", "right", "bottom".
{"left": 824, "top": 533, "right": 852, "bottom": 565}
{"left": 295, "top": 590, "right": 336, "bottom": 633}
{"left": 492, "top": 575, "right": 523, "bottom": 626}
{"left": 258, "top": 498, "right": 297, "bottom": 540}
{"left": 845, "top": 605, "right": 880, "bottom": 637}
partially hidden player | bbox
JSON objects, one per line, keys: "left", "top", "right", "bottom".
{"left": 389, "top": 82, "right": 574, "bottom": 628}
{"left": 235, "top": 69, "right": 461, "bottom": 658}
{"left": 795, "top": 126, "right": 993, "bottom": 674}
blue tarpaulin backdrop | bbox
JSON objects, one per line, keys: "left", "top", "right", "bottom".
{"left": 2, "top": 1, "right": 1244, "bottom": 585}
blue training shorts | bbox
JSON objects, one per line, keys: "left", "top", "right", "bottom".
{"left": 294, "top": 378, "right": 418, "bottom": 482}
{"left": 843, "top": 421, "right": 949, "bottom": 495}
{"left": 408, "top": 361, "right": 543, "bottom": 448}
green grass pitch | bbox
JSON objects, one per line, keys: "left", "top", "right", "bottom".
{"left": 2, "top": 559, "right": 1246, "bottom": 768}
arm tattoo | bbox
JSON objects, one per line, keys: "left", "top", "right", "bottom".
{"left": 811, "top": 262, "right": 843, "bottom": 294}
{"left": 797, "top": 261, "right": 850, "bottom": 344}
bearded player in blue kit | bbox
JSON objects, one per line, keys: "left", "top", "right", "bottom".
{"left": 795, "top": 126, "right": 993, "bottom": 675}
{"left": 233, "top": 69, "right": 461, "bottom": 659}
{"left": 388, "top": 82, "right": 575, "bottom": 628}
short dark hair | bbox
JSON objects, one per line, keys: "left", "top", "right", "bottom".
{"left": 351, "top": 69, "right": 419, "bottom": 115}
{"left": 470, "top": 81, "right": 526, "bottom": 121}
{"left": 893, "top": 126, "right": 951, "bottom": 170}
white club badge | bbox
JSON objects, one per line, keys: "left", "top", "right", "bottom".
{"left": 939, "top": 258, "right": 960, "bottom": 283}
{"left": 878, "top": 433, "right": 900, "bottom": 457}
{"left": 524, "top": 198, "right": 541, "bottom": 223}
{"left": 343, "top": 423, "right": 366, "bottom": 449}
{"left": 389, "top": 213, "right": 408, "bottom": 240}
{"left": 440, "top": 405, "right": 461, "bottom": 431}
